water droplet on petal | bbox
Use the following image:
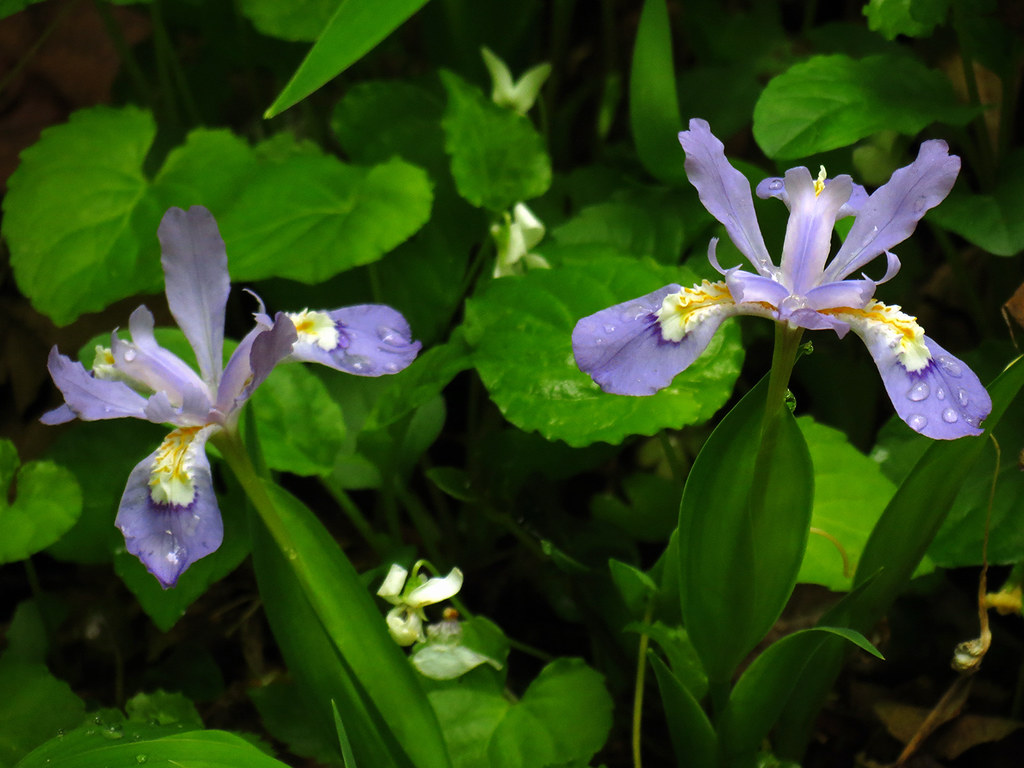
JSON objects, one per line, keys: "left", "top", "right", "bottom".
{"left": 603, "top": 323, "right": 616, "bottom": 334}
{"left": 914, "top": 196, "right": 928, "bottom": 213}
{"left": 956, "top": 387, "right": 969, "bottom": 407}
{"left": 768, "top": 179, "right": 783, "bottom": 191}
{"left": 384, "top": 361, "right": 401, "bottom": 373}
{"left": 907, "top": 381, "right": 929, "bottom": 401}
{"left": 908, "top": 414, "right": 928, "bottom": 432}
{"left": 938, "top": 356, "right": 963, "bottom": 377}
{"left": 376, "top": 326, "right": 404, "bottom": 346}
{"left": 123, "top": 349, "right": 137, "bottom": 362}
{"left": 936, "top": 387, "right": 946, "bottom": 401}
{"left": 346, "top": 355, "right": 374, "bottom": 373}
{"left": 942, "top": 408, "right": 959, "bottom": 424}
{"left": 594, "top": 337, "right": 605, "bottom": 346}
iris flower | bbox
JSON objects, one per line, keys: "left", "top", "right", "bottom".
{"left": 573, "top": 119, "right": 990, "bottom": 440}
{"left": 42, "top": 206, "right": 421, "bottom": 587}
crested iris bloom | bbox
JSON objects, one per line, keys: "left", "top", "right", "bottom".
{"left": 573, "top": 119, "right": 990, "bottom": 440}
{"left": 43, "top": 206, "right": 420, "bottom": 587}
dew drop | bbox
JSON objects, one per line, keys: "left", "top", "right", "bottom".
{"left": 102, "top": 724, "right": 124, "bottom": 740}
{"left": 346, "top": 355, "right": 374, "bottom": 373}
{"left": 906, "top": 381, "right": 929, "bottom": 402}
{"left": 284, "top": 548, "right": 298, "bottom": 561}
{"left": 938, "top": 356, "right": 963, "bottom": 377}
{"left": 594, "top": 337, "right": 605, "bottom": 346}
{"left": 376, "top": 326, "right": 403, "bottom": 346}
{"left": 383, "top": 361, "right": 401, "bottom": 373}
{"left": 135, "top": 756, "right": 148, "bottom": 765}
{"left": 942, "top": 408, "right": 959, "bottom": 424}
{"left": 123, "top": 349, "right": 137, "bottom": 362}
{"left": 936, "top": 387, "right": 946, "bottom": 401}
{"left": 956, "top": 387, "right": 969, "bottom": 407}
{"left": 908, "top": 414, "right": 928, "bottom": 432}
{"left": 603, "top": 323, "right": 616, "bottom": 334}
{"left": 914, "top": 195, "right": 928, "bottom": 213}
{"left": 768, "top": 179, "right": 783, "bottom": 191}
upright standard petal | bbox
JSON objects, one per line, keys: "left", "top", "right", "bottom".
{"left": 158, "top": 206, "right": 231, "bottom": 389}
{"left": 833, "top": 302, "right": 990, "bottom": 439}
{"left": 115, "top": 425, "right": 223, "bottom": 588}
{"left": 573, "top": 283, "right": 740, "bottom": 396}
{"left": 777, "top": 168, "right": 852, "bottom": 293}
{"left": 287, "top": 305, "right": 421, "bottom": 376}
{"left": 824, "top": 141, "right": 960, "bottom": 282}
{"left": 678, "top": 118, "right": 774, "bottom": 275}
{"left": 44, "top": 347, "right": 151, "bottom": 422}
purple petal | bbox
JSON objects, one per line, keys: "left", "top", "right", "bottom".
{"left": 678, "top": 119, "right": 775, "bottom": 276}
{"left": 778, "top": 168, "right": 852, "bottom": 294}
{"left": 43, "top": 347, "right": 151, "bottom": 422}
{"left": 725, "top": 269, "right": 789, "bottom": 307}
{"left": 572, "top": 284, "right": 737, "bottom": 396}
{"left": 115, "top": 425, "right": 223, "bottom": 588}
{"left": 824, "top": 141, "right": 960, "bottom": 282}
{"left": 158, "top": 207, "right": 230, "bottom": 389}
{"left": 289, "top": 305, "right": 421, "bottom": 376}
{"left": 843, "top": 312, "right": 990, "bottom": 439}
{"left": 113, "top": 306, "right": 211, "bottom": 419}
{"left": 804, "top": 279, "right": 876, "bottom": 311}
{"left": 217, "top": 312, "right": 299, "bottom": 417}
{"left": 757, "top": 174, "right": 865, "bottom": 220}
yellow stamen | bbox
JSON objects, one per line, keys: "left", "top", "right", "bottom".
{"left": 813, "top": 165, "right": 827, "bottom": 197}
{"left": 824, "top": 300, "right": 931, "bottom": 372}
{"left": 149, "top": 426, "right": 203, "bottom": 506}
{"left": 656, "top": 281, "right": 734, "bottom": 342}
{"left": 288, "top": 309, "right": 340, "bottom": 351}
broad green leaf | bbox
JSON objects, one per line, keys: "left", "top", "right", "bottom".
{"left": 219, "top": 154, "right": 433, "bottom": 283}
{"left": 4, "top": 106, "right": 161, "bottom": 325}
{"left": 248, "top": 482, "right": 450, "bottom": 768}
{"left": 753, "top": 54, "right": 976, "bottom": 159}
{"left": 237, "top": 0, "right": 339, "bottom": 41}
{"left": 796, "top": 417, "right": 897, "bottom": 590}
{"left": 0, "top": 658, "right": 85, "bottom": 767}
{"left": 16, "top": 726, "right": 288, "bottom": 768}
{"left": 250, "top": 365, "right": 346, "bottom": 477}
{"left": 678, "top": 375, "right": 814, "bottom": 684}
{"left": 648, "top": 653, "right": 715, "bottom": 768}
{"left": 864, "top": 0, "right": 950, "bottom": 40}
{"left": 629, "top": 0, "right": 686, "bottom": 184}
{"left": 264, "top": 0, "right": 432, "bottom": 117}
{"left": 249, "top": 680, "right": 342, "bottom": 765}
{"left": 429, "top": 659, "right": 612, "bottom": 768}
{"left": 718, "top": 627, "right": 880, "bottom": 767}
{"left": 463, "top": 255, "right": 743, "bottom": 446}
{"left": 0, "top": 440, "right": 81, "bottom": 564}
{"left": 151, "top": 129, "right": 261, "bottom": 214}
{"left": 929, "top": 149, "right": 1024, "bottom": 256}
{"left": 552, "top": 201, "right": 685, "bottom": 265}
{"left": 773, "top": 357, "right": 1024, "bottom": 759}
{"left": 440, "top": 70, "right": 551, "bottom": 211}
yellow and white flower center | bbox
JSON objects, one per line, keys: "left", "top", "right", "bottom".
{"left": 656, "top": 281, "right": 734, "bottom": 342}
{"left": 288, "top": 309, "right": 340, "bottom": 351}
{"left": 828, "top": 300, "right": 931, "bottom": 372}
{"left": 149, "top": 426, "right": 204, "bottom": 506}
{"left": 92, "top": 346, "right": 119, "bottom": 380}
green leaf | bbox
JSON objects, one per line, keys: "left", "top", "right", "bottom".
{"left": 16, "top": 726, "right": 289, "bottom": 768}
{"left": 463, "top": 255, "right": 743, "bottom": 446}
{"left": 219, "top": 154, "right": 433, "bottom": 283}
{"left": 428, "top": 658, "right": 612, "bottom": 768}
{"left": 0, "top": 440, "right": 81, "bottom": 564}
{"left": 250, "top": 365, "right": 347, "bottom": 477}
{"left": 678, "top": 375, "right": 814, "bottom": 684}
{"left": 3, "top": 106, "right": 161, "bottom": 325}
{"left": 249, "top": 680, "right": 342, "bottom": 765}
{"left": 753, "top": 54, "right": 976, "bottom": 159}
{"left": 237, "top": 0, "right": 340, "bottom": 42}
{"left": 796, "top": 417, "right": 897, "bottom": 591}
{"left": 264, "top": 0, "right": 432, "bottom": 118}
{"left": 440, "top": 70, "right": 551, "bottom": 211}
{"left": 249, "top": 483, "right": 450, "bottom": 768}
{"left": 125, "top": 691, "right": 204, "bottom": 729}
{"left": 864, "top": 0, "right": 950, "bottom": 40}
{"left": 629, "top": 0, "right": 687, "bottom": 184}
{"left": 717, "top": 627, "right": 880, "bottom": 767}
{"left": 0, "top": 658, "right": 85, "bottom": 767}
{"left": 592, "top": 473, "right": 681, "bottom": 541}
{"left": 648, "top": 653, "right": 715, "bottom": 768}
{"left": 929, "top": 149, "right": 1024, "bottom": 256}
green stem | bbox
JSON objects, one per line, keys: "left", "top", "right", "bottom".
{"left": 321, "top": 475, "right": 389, "bottom": 557}
{"left": 632, "top": 601, "right": 655, "bottom": 768}
{"left": 759, "top": 323, "right": 804, "bottom": 442}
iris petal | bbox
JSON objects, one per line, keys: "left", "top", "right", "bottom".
{"left": 158, "top": 207, "right": 230, "bottom": 389}
{"left": 678, "top": 119, "right": 774, "bottom": 276}
{"left": 288, "top": 305, "right": 421, "bottom": 377}
{"left": 43, "top": 347, "right": 151, "bottom": 422}
{"left": 115, "top": 425, "right": 223, "bottom": 588}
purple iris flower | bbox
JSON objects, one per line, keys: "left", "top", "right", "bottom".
{"left": 42, "top": 206, "right": 421, "bottom": 588}
{"left": 573, "top": 119, "right": 990, "bottom": 440}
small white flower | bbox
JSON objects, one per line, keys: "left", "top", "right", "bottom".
{"left": 492, "top": 203, "right": 548, "bottom": 278}
{"left": 481, "top": 46, "right": 551, "bottom": 115}
{"left": 377, "top": 562, "right": 463, "bottom": 646}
